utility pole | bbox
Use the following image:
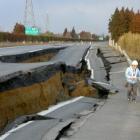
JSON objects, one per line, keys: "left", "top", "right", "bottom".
{"left": 24, "top": 0, "right": 35, "bottom": 27}
{"left": 45, "top": 13, "right": 49, "bottom": 32}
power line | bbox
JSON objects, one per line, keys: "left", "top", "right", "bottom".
{"left": 46, "top": 13, "right": 50, "bottom": 32}
{"left": 24, "top": 0, "right": 35, "bottom": 27}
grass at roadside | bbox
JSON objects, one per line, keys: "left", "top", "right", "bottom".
{"left": 118, "top": 32, "right": 140, "bottom": 60}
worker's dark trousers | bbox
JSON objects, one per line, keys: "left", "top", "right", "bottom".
{"left": 127, "top": 83, "right": 137, "bottom": 100}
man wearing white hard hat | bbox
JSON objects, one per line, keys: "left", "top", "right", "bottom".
{"left": 125, "top": 60, "right": 140, "bottom": 102}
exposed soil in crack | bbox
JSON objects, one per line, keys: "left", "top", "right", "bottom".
{"left": 0, "top": 59, "right": 97, "bottom": 133}
{"left": 55, "top": 122, "right": 73, "bottom": 140}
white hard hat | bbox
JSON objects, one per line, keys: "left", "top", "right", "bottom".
{"left": 131, "top": 60, "right": 138, "bottom": 66}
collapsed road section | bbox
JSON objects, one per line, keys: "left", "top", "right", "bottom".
{"left": 0, "top": 42, "right": 116, "bottom": 140}
{"left": 0, "top": 44, "right": 68, "bottom": 63}
{"left": 0, "top": 43, "right": 98, "bottom": 135}
{"left": 44, "top": 45, "right": 128, "bottom": 140}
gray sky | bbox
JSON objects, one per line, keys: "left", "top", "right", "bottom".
{"left": 0, "top": 0, "right": 140, "bottom": 34}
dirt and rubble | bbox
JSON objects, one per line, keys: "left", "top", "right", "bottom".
{"left": 0, "top": 62, "right": 97, "bottom": 132}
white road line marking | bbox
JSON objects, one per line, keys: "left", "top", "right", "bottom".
{"left": 110, "top": 70, "right": 125, "bottom": 74}
{"left": 92, "top": 81, "right": 110, "bottom": 86}
{"left": 91, "top": 69, "right": 94, "bottom": 79}
{"left": 38, "top": 96, "right": 84, "bottom": 116}
{"left": 87, "top": 59, "right": 91, "bottom": 70}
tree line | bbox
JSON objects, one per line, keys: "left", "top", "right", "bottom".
{"left": 0, "top": 24, "right": 93, "bottom": 42}
{"left": 0, "top": 22, "right": 109, "bottom": 42}
{"left": 63, "top": 27, "right": 103, "bottom": 40}
{"left": 0, "top": 32, "right": 92, "bottom": 42}
{"left": 109, "top": 7, "right": 140, "bottom": 42}
{"left": 13, "top": 24, "right": 101, "bottom": 41}
{"left": 0, "top": 31, "right": 99, "bottom": 42}
{"left": 0, "top": 24, "right": 107, "bottom": 42}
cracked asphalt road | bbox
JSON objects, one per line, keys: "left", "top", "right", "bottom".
{"left": 63, "top": 44, "right": 140, "bottom": 140}
{"left": 2, "top": 42, "right": 139, "bottom": 140}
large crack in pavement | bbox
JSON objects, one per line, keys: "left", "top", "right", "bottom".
{"left": 46, "top": 46, "right": 127, "bottom": 140}
{"left": 51, "top": 101, "right": 105, "bottom": 140}
{"left": 97, "top": 48, "right": 111, "bottom": 81}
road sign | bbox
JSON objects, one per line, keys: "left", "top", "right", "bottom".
{"left": 25, "top": 26, "right": 39, "bottom": 35}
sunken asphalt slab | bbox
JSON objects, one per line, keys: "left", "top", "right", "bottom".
{"left": 87, "top": 44, "right": 107, "bottom": 83}
{"left": 0, "top": 44, "right": 68, "bottom": 56}
{"left": 51, "top": 44, "right": 89, "bottom": 67}
{"left": 0, "top": 44, "right": 89, "bottom": 82}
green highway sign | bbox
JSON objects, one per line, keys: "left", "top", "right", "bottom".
{"left": 25, "top": 27, "right": 40, "bottom": 35}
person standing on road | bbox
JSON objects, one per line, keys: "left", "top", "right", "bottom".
{"left": 125, "top": 60, "right": 140, "bottom": 102}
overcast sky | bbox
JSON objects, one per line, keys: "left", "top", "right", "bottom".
{"left": 0, "top": 0, "right": 140, "bottom": 34}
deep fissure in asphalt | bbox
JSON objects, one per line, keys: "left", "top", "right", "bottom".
{"left": 97, "top": 48, "right": 111, "bottom": 81}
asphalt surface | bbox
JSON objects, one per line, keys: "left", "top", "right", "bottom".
{"left": 51, "top": 44, "right": 89, "bottom": 67}
{"left": 63, "top": 44, "right": 140, "bottom": 140}
{"left": 0, "top": 61, "right": 54, "bottom": 77}
{"left": 0, "top": 44, "right": 67, "bottom": 56}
